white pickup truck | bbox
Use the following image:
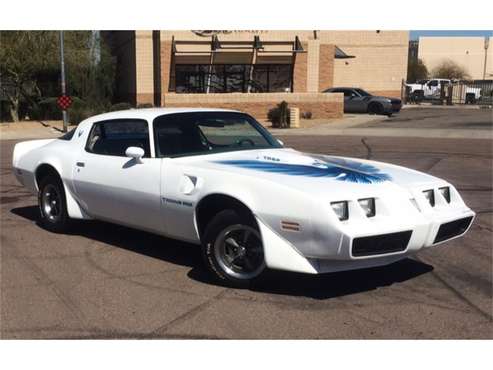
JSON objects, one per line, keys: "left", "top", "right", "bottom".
{"left": 406, "top": 79, "right": 482, "bottom": 103}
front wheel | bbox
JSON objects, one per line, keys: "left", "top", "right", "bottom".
{"left": 368, "top": 102, "right": 384, "bottom": 115}
{"left": 38, "top": 175, "right": 70, "bottom": 233}
{"left": 202, "top": 210, "right": 266, "bottom": 288}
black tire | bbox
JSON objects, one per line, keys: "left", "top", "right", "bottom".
{"left": 368, "top": 102, "right": 384, "bottom": 115}
{"left": 38, "top": 174, "right": 70, "bottom": 233}
{"left": 202, "top": 209, "right": 265, "bottom": 288}
{"left": 465, "top": 93, "right": 476, "bottom": 104}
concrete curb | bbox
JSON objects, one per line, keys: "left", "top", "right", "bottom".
{"left": 402, "top": 104, "right": 491, "bottom": 110}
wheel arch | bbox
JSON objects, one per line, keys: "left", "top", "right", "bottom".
{"left": 195, "top": 193, "right": 258, "bottom": 240}
{"left": 34, "top": 162, "right": 91, "bottom": 220}
{"left": 35, "top": 163, "right": 62, "bottom": 189}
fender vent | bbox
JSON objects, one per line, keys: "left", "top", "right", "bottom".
{"left": 352, "top": 230, "right": 412, "bottom": 257}
{"left": 434, "top": 216, "right": 473, "bottom": 243}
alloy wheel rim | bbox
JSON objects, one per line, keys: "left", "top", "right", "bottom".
{"left": 41, "top": 184, "right": 61, "bottom": 222}
{"left": 214, "top": 224, "right": 265, "bottom": 280}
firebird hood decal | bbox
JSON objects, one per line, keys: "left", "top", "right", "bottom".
{"left": 214, "top": 156, "right": 392, "bottom": 184}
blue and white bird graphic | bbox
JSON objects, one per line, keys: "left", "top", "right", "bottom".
{"left": 214, "top": 155, "right": 392, "bottom": 184}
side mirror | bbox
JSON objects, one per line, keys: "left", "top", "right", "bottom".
{"left": 125, "top": 146, "right": 145, "bottom": 163}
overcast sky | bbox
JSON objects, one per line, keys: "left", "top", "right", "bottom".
{"left": 410, "top": 30, "right": 493, "bottom": 40}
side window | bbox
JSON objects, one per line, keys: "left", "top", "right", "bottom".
{"left": 85, "top": 119, "right": 151, "bottom": 157}
{"left": 428, "top": 80, "right": 438, "bottom": 87}
{"left": 343, "top": 90, "right": 355, "bottom": 98}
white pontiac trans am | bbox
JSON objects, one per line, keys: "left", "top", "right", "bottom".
{"left": 12, "top": 108, "right": 475, "bottom": 287}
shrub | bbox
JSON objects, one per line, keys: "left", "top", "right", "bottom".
{"left": 109, "top": 102, "right": 134, "bottom": 112}
{"left": 33, "top": 97, "right": 62, "bottom": 121}
{"left": 267, "top": 101, "right": 290, "bottom": 128}
{"left": 136, "top": 103, "right": 154, "bottom": 109}
{"left": 301, "top": 111, "right": 312, "bottom": 119}
{"left": 432, "top": 59, "right": 470, "bottom": 80}
{"left": 68, "top": 97, "right": 106, "bottom": 124}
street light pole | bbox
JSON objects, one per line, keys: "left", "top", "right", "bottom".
{"left": 59, "top": 31, "right": 68, "bottom": 133}
{"left": 483, "top": 37, "right": 489, "bottom": 81}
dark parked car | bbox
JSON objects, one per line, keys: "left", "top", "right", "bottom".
{"left": 324, "top": 87, "right": 402, "bottom": 116}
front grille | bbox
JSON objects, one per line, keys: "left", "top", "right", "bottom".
{"left": 434, "top": 216, "right": 473, "bottom": 243}
{"left": 352, "top": 230, "right": 412, "bottom": 257}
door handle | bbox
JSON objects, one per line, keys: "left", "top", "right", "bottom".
{"left": 76, "top": 162, "right": 85, "bottom": 167}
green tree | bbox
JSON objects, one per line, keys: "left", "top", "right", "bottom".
{"left": 0, "top": 31, "right": 115, "bottom": 122}
{"left": 0, "top": 31, "right": 58, "bottom": 121}
{"left": 432, "top": 59, "right": 470, "bottom": 80}
{"left": 407, "top": 58, "right": 428, "bottom": 83}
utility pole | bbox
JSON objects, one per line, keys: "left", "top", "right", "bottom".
{"left": 483, "top": 37, "right": 489, "bottom": 80}
{"left": 59, "top": 31, "right": 68, "bottom": 133}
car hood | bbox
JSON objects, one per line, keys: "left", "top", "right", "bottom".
{"left": 187, "top": 148, "right": 444, "bottom": 198}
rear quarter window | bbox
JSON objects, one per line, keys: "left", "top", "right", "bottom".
{"left": 58, "top": 128, "right": 76, "bottom": 141}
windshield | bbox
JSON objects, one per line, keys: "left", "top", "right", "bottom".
{"left": 153, "top": 111, "right": 282, "bottom": 158}
{"left": 354, "top": 88, "right": 372, "bottom": 97}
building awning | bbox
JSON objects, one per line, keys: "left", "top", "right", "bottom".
{"left": 172, "top": 35, "right": 356, "bottom": 60}
{"left": 334, "top": 46, "right": 355, "bottom": 59}
{"left": 172, "top": 35, "right": 305, "bottom": 56}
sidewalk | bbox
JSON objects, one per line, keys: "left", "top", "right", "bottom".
{"left": 1, "top": 110, "right": 491, "bottom": 141}
{"left": 0, "top": 120, "right": 66, "bottom": 140}
{"left": 402, "top": 103, "right": 491, "bottom": 110}
{"left": 268, "top": 111, "right": 493, "bottom": 139}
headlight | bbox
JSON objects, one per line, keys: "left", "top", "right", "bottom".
{"left": 423, "top": 189, "right": 435, "bottom": 207}
{"left": 358, "top": 198, "right": 376, "bottom": 217}
{"left": 439, "top": 186, "right": 450, "bottom": 203}
{"left": 331, "top": 201, "right": 349, "bottom": 221}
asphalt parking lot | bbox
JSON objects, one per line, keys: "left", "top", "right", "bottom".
{"left": 1, "top": 108, "right": 492, "bottom": 339}
{"left": 362, "top": 106, "right": 493, "bottom": 130}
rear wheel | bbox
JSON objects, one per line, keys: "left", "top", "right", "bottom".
{"left": 465, "top": 93, "right": 476, "bottom": 104}
{"left": 202, "top": 209, "right": 265, "bottom": 288}
{"left": 38, "top": 175, "right": 70, "bottom": 233}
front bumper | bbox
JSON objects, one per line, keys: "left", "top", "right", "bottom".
{"left": 258, "top": 206, "right": 475, "bottom": 275}
{"left": 391, "top": 102, "right": 402, "bottom": 113}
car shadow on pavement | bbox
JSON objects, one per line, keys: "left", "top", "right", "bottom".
{"left": 12, "top": 205, "right": 434, "bottom": 300}
{"left": 11, "top": 205, "right": 201, "bottom": 269}
{"left": 189, "top": 259, "right": 433, "bottom": 300}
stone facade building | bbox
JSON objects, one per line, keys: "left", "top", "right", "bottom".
{"left": 103, "top": 30, "right": 409, "bottom": 119}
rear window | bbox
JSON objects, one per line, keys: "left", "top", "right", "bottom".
{"left": 58, "top": 128, "right": 76, "bottom": 141}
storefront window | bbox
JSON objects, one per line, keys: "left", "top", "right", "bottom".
{"left": 174, "top": 64, "right": 292, "bottom": 93}
{"left": 208, "top": 65, "right": 225, "bottom": 93}
{"left": 250, "top": 65, "right": 268, "bottom": 92}
{"left": 267, "top": 65, "right": 292, "bottom": 92}
{"left": 225, "top": 65, "right": 251, "bottom": 93}
{"left": 174, "top": 65, "right": 206, "bottom": 93}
